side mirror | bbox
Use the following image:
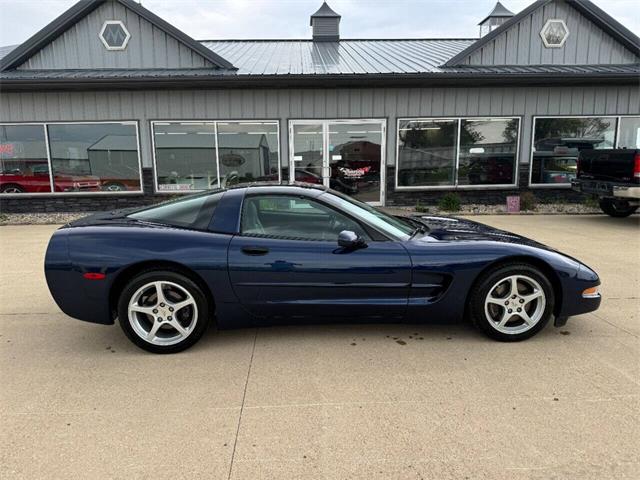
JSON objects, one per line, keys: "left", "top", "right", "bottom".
{"left": 338, "top": 230, "right": 366, "bottom": 249}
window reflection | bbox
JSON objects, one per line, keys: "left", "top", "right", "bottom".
{"left": 154, "top": 122, "right": 218, "bottom": 192}
{"left": 47, "top": 123, "right": 141, "bottom": 192}
{"left": 217, "top": 122, "right": 279, "bottom": 186}
{"left": 531, "top": 117, "right": 616, "bottom": 185}
{"left": 0, "top": 124, "right": 51, "bottom": 193}
{"left": 397, "top": 119, "right": 457, "bottom": 187}
{"left": 617, "top": 117, "right": 640, "bottom": 149}
{"left": 153, "top": 121, "right": 280, "bottom": 192}
{"left": 458, "top": 118, "right": 519, "bottom": 186}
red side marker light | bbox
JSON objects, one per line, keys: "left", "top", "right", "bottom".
{"left": 83, "top": 272, "right": 106, "bottom": 280}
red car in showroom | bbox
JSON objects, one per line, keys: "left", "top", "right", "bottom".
{"left": 0, "top": 164, "right": 101, "bottom": 193}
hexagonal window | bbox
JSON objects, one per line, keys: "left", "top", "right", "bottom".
{"left": 540, "top": 19, "right": 569, "bottom": 48}
{"left": 99, "top": 21, "right": 130, "bottom": 51}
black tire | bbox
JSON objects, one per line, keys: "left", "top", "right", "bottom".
{"left": 468, "top": 263, "right": 555, "bottom": 342}
{"left": 599, "top": 198, "right": 638, "bottom": 218}
{"left": 103, "top": 182, "right": 127, "bottom": 192}
{"left": 117, "top": 270, "right": 210, "bottom": 353}
{"left": 0, "top": 183, "right": 25, "bottom": 193}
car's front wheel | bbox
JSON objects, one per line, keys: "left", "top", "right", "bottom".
{"left": 468, "top": 263, "right": 554, "bottom": 342}
{"left": 117, "top": 270, "right": 210, "bottom": 353}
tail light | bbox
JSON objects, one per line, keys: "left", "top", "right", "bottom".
{"left": 634, "top": 153, "right": 640, "bottom": 183}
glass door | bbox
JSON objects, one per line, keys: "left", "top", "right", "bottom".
{"left": 290, "top": 120, "right": 385, "bottom": 205}
{"left": 291, "top": 122, "right": 325, "bottom": 187}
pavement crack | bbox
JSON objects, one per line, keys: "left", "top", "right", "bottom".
{"left": 227, "top": 328, "right": 258, "bottom": 480}
{"left": 590, "top": 312, "right": 639, "bottom": 338}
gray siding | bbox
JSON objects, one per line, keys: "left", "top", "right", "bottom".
{"left": 2, "top": 86, "right": 637, "bottom": 184}
{"left": 466, "top": 0, "right": 639, "bottom": 65}
{"left": 17, "top": 0, "right": 213, "bottom": 70}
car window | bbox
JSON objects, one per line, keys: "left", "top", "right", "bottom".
{"left": 128, "top": 191, "right": 222, "bottom": 230}
{"left": 241, "top": 195, "right": 370, "bottom": 241}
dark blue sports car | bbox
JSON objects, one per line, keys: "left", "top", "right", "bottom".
{"left": 44, "top": 184, "right": 601, "bottom": 353}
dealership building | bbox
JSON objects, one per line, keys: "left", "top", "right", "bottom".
{"left": 0, "top": 0, "right": 638, "bottom": 212}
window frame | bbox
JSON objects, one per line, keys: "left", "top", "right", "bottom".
{"left": 239, "top": 193, "right": 380, "bottom": 242}
{"left": 528, "top": 115, "right": 634, "bottom": 188}
{"left": 395, "top": 116, "right": 521, "bottom": 191}
{"left": 0, "top": 120, "right": 143, "bottom": 197}
{"left": 150, "top": 119, "right": 282, "bottom": 195}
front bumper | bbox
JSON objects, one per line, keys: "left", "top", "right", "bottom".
{"left": 557, "top": 263, "right": 602, "bottom": 320}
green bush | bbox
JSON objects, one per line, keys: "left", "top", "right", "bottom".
{"left": 520, "top": 191, "right": 537, "bottom": 211}
{"left": 415, "top": 200, "right": 429, "bottom": 213}
{"left": 438, "top": 193, "right": 461, "bottom": 212}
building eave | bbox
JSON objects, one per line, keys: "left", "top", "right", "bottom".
{"left": 1, "top": 71, "right": 638, "bottom": 92}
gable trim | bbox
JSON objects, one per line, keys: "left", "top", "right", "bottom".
{"left": 444, "top": 0, "right": 640, "bottom": 67}
{"left": 0, "top": 0, "right": 236, "bottom": 71}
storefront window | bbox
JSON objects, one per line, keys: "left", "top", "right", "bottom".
{"left": 0, "top": 124, "right": 51, "bottom": 193}
{"left": 217, "top": 122, "right": 280, "bottom": 186}
{"left": 617, "top": 117, "right": 640, "bottom": 149}
{"left": 153, "top": 122, "right": 218, "bottom": 192}
{"left": 458, "top": 118, "right": 519, "bottom": 186}
{"left": 47, "top": 123, "right": 141, "bottom": 192}
{"left": 397, "top": 119, "right": 457, "bottom": 187}
{"left": 153, "top": 121, "right": 280, "bottom": 193}
{"left": 531, "top": 117, "right": 616, "bottom": 185}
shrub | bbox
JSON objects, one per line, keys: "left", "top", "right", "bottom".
{"left": 438, "top": 192, "right": 461, "bottom": 212}
{"left": 520, "top": 191, "right": 537, "bottom": 211}
{"left": 415, "top": 200, "right": 429, "bottom": 213}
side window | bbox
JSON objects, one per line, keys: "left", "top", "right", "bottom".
{"left": 128, "top": 191, "right": 222, "bottom": 230}
{"left": 241, "top": 195, "right": 370, "bottom": 241}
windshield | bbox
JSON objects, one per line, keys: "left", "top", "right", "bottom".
{"left": 321, "top": 191, "right": 414, "bottom": 240}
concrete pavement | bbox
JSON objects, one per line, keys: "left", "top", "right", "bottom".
{"left": 1, "top": 215, "right": 639, "bottom": 479}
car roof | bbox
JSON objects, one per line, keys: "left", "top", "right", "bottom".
{"left": 226, "top": 181, "right": 329, "bottom": 196}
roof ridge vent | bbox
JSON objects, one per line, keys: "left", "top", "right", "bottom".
{"left": 310, "top": 2, "right": 341, "bottom": 42}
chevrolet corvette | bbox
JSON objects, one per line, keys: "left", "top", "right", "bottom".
{"left": 44, "top": 184, "right": 601, "bottom": 353}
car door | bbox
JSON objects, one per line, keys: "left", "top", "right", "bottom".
{"left": 227, "top": 193, "right": 412, "bottom": 320}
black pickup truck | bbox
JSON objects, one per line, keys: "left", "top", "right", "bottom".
{"left": 572, "top": 149, "right": 639, "bottom": 217}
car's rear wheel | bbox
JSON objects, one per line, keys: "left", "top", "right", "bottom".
{"left": 117, "top": 270, "right": 210, "bottom": 353}
{"left": 468, "top": 263, "right": 554, "bottom": 341}
{"left": 599, "top": 198, "right": 638, "bottom": 218}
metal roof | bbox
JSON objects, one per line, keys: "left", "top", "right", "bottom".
{"left": 200, "top": 39, "right": 475, "bottom": 75}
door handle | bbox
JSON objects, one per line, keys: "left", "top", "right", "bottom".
{"left": 241, "top": 246, "right": 270, "bottom": 256}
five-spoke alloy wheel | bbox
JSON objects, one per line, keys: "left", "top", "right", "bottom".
{"left": 469, "top": 263, "right": 554, "bottom": 341}
{"left": 118, "top": 270, "right": 210, "bottom": 353}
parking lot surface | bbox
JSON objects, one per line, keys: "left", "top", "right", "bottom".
{"left": 1, "top": 215, "right": 639, "bottom": 479}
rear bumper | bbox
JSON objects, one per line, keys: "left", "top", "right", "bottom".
{"left": 613, "top": 185, "right": 640, "bottom": 199}
{"left": 572, "top": 179, "right": 640, "bottom": 200}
